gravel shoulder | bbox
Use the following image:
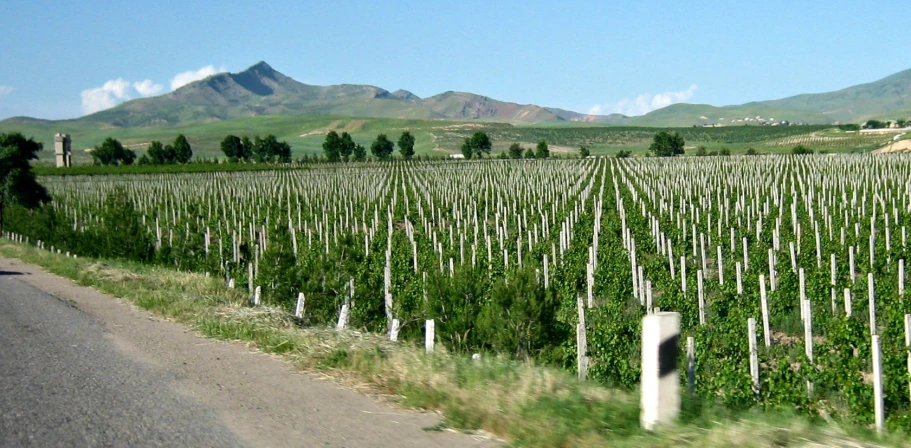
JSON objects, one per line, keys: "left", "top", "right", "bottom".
{"left": 0, "top": 256, "right": 498, "bottom": 448}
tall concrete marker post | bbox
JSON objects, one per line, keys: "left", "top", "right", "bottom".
{"left": 641, "top": 312, "right": 681, "bottom": 431}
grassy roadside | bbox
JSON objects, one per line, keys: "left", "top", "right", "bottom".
{"left": 0, "top": 241, "right": 904, "bottom": 447}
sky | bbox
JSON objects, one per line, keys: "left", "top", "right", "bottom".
{"left": 1, "top": 0, "right": 907, "bottom": 120}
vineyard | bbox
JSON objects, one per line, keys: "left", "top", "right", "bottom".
{"left": 431, "top": 124, "right": 836, "bottom": 152}
{"left": 5, "top": 154, "right": 911, "bottom": 432}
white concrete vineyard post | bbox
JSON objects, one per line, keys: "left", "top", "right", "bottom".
{"left": 697, "top": 270, "right": 705, "bottom": 325}
{"left": 424, "top": 319, "right": 434, "bottom": 352}
{"left": 844, "top": 288, "right": 852, "bottom": 317}
{"left": 390, "top": 319, "right": 400, "bottom": 342}
{"left": 899, "top": 259, "right": 905, "bottom": 297}
{"left": 680, "top": 256, "right": 687, "bottom": 293}
{"left": 748, "top": 318, "right": 759, "bottom": 398}
{"left": 336, "top": 304, "right": 350, "bottom": 329}
{"left": 768, "top": 248, "right": 777, "bottom": 291}
{"left": 872, "top": 334, "right": 885, "bottom": 436}
{"left": 686, "top": 336, "right": 695, "bottom": 395}
{"left": 640, "top": 312, "right": 680, "bottom": 431}
{"left": 577, "top": 295, "right": 588, "bottom": 380}
{"left": 868, "top": 273, "right": 877, "bottom": 335}
{"left": 717, "top": 246, "right": 724, "bottom": 285}
{"left": 804, "top": 299, "right": 814, "bottom": 396}
{"left": 294, "top": 293, "right": 305, "bottom": 318}
{"left": 247, "top": 263, "right": 254, "bottom": 294}
{"left": 905, "top": 314, "right": 911, "bottom": 404}
{"left": 760, "top": 274, "right": 771, "bottom": 347}
{"left": 253, "top": 286, "right": 261, "bottom": 306}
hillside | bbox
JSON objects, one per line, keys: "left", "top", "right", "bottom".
{"left": 750, "top": 68, "right": 911, "bottom": 122}
{"left": 3, "top": 61, "right": 910, "bottom": 129}
{"left": 66, "top": 62, "right": 626, "bottom": 127}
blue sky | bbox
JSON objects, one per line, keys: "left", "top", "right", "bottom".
{"left": 1, "top": 0, "right": 906, "bottom": 120}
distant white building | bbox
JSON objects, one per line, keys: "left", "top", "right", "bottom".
{"left": 449, "top": 154, "right": 465, "bottom": 159}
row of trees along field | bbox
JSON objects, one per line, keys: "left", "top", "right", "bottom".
{"left": 220, "top": 134, "right": 292, "bottom": 163}
{"left": 6, "top": 147, "right": 911, "bottom": 432}
{"left": 92, "top": 134, "right": 194, "bottom": 166}
{"left": 320, "top": 130, "right": 557, "bottom": 161}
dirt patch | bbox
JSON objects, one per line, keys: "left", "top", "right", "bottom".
{"left": 873, "top": 139, "right": 911, "bottom": 154}
{"left": 299, "top": 119, "right": 368, "bottom": 138}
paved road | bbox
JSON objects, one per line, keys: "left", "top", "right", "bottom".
{"left": 0, "top": 259, "right": 497, "bottom": 447}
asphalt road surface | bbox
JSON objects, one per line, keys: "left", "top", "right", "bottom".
{"left": 0, "top": 258, "right": 497, "bottom": 447}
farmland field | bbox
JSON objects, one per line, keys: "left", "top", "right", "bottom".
{"left": 4, "top": 115, "right": 904, "bottom": 167}
{"left": 5, "top": 154, "right": 911, "bottom": 432}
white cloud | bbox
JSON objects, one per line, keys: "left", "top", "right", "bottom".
{"left": 0, "top": 85, "right": 13, "bottom": 97}
{"left": 589, "top": 84, "right": 698, "bottom": 117}
{"left": 79, "top": 64, "right": 226, "bottom": 115}
{"left": 170, "top": 64, "right": 224, "bottom": 90}
{"left": 81, "top": 78, "right": 133, "bottom": 114}
{"left": 133, "top": 79, "right": 164, "bottom": 97}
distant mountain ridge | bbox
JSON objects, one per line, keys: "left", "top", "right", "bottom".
{"left": 2, "top": 61, "right": 910, "bottom": 128}
{"left": 71, "top": 61, "right": 620, "bottom": 127}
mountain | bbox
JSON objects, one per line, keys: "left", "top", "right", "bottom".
{"left": 627, "top": 68, "right": 911, "bottom": 126}
{"left": 71, "top": 62, "right": 623, "bottom": 127}
{"left": 4, "top": 61, "right": 910, "bottom": 128}
{"left": 750, "top": 68, "right": 911, "bottom": 123}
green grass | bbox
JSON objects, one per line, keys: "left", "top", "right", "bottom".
{"left": 2, "top": 113, "right": 893, "bottom": 166}
{"left": 1, "top": 239, "right": 906, "bottom": 447}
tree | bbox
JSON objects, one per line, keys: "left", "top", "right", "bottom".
{"left": 370, "top": 134, "right": 395, "bottom": 160}
{"left": 523, "top": 147, "right": 535, "bottom": 159}
{"left": 137, "top": 154, "right": 151, "bottom": 165}
{"left": 240, "top": 136, "right": 253, "bottom": 161}
{"left": 0, "top": 132, "right": 52, "bottom": 234}
{"left": 694, "top": 145, "right": 707, "bottom": 157}
{"left": 507, "top": 142, "right": 523, "bottom": 159}
{"left": 339, "top": 132, "right": 356, "bottom": 161}
{"left": 864, "top": 120, "right": 887, "bottom": 129}
{"left": 322, "top": 131, "right": 342, "bottom": 162}
{"left": 397, "top": 131, "right": 415, "bottom": 160}
{"left": 173, "top": 134, "right": 192, "bottom": 164}
{"left": 469, "top": 131, "right": 492, "bottom": 158}
{"left": 745, "top": 147, "right": 759, "bottom": 156}
{"left": 791, "top": 144, "right": 813, "bottom": 155}
{"left": 535, "top": 140, "right": 550, "bottom": 159}
{"left": 719, "top": 147, "right": 731, "bottom": 156}
{"left": 146, "top": 140, "right": 168, "bottom": 164}
{"left": 615, "top": 150, "right": 631, "bottom": 158}
{"left": 91, "top": 137, "right": 135, "bottom": 166}
{"left": 460, "top": 139, "right": 474, "bottom": 160}
{"left": 255, "top": 134, "right": 292, "bottom": 163}
{"left": 352, "top": 143, "right": 367, "bottom": 161}
{"left": 220, "top": 135, "right": 244, "bottom": 161}
{"left": 579, "top": 145, "right": 590, "bottom": 158}
{"left": 648, "top": 131, "right": 685, "bottom": 157}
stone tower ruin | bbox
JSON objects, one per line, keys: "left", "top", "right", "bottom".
{"left": 54, "top": 133, "right": 72, "bottom": 167}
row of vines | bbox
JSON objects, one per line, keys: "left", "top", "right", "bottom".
{"left": 5, "top": 154, "right": 911, "bottom": 430}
